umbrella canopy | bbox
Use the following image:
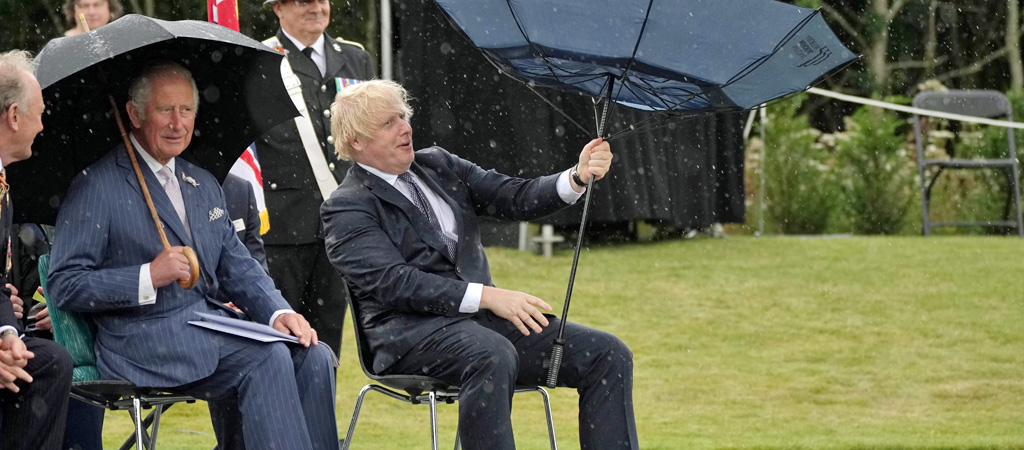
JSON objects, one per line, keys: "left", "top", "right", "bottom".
{"left": 10, "top": 14, "right": 298, "bottom": 225}
{"left": 433, "top": 0, "right": 855, "bottom": 116}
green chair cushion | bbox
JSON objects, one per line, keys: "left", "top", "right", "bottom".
{"left": 38, "top": 255, "right": 100, "bottom": 382}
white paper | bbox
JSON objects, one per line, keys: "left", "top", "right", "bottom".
{"left": 188, "top": 312, "right": 338, "bottom": 367}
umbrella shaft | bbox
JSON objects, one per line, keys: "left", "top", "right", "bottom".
{"left": 555, "top": 175, "right": 596, "bottom": 339}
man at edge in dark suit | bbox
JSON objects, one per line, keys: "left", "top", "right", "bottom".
{"left": 0, "top": 49, "right": 73, "bottom": 450}
{"left": 322, "top": 80, "right": 639, "bottom": 450}
{"left": 258, "top": 0, "right": 375, "bottom": 358}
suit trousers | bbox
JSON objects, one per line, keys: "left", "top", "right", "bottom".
{"left": 177, "top": 333, "right": 338, "bottom": 450}
{"left": 0, "top": 337, "right": 72, "bottom": 450}
{"left": 266, "top": 242, "right": 349, "bottom": 357}
{"left": 384, "top": 312, "right": 638, "bottom": 450}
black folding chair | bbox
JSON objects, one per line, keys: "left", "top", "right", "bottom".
{"left": 341, "top": 295, "right": 557, "bottom": 450}
{"left": 912, "top": 90, "right": 1024, "bottom": 237}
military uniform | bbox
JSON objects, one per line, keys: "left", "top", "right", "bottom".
{"left": 259, "top": 30, "right": 374, "bottom": 356}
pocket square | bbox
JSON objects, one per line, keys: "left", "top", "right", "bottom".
{"left": 209, "top": 207, "right": 225, "bottom": 221}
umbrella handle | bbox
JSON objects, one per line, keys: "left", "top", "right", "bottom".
{"left": 108, "top": 96, "right": 200, "bottom": 290}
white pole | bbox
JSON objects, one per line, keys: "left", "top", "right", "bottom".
{"left": 758, "top": 104, "right": 767, "bottom": 236}
{"left": 380, "top": 0, "right": 392, "bottom": 80}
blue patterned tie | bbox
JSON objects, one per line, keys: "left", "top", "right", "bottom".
{"left": 398, "top": 172, "right": 457, "bottom": 260}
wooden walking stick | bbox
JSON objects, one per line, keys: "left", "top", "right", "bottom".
{"left": 108, "top": 96, "right": 200, "bottom": 289}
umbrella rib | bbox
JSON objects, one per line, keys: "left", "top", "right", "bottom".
{"left": 503, "top": 0, "right": 567, "bottom": 87}
{"left": 522, "top": 82, "right": 594, "bottom": 136}
{"left": 615, "top": 0, "right": 657, "bottom": 104}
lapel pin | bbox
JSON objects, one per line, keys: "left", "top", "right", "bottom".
{"left": 181, "top": 172, "right": 199, "bottom": 187}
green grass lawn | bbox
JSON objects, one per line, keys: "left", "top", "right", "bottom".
{"left": 101, "top": 236, "right": 1024, "bottom": 449}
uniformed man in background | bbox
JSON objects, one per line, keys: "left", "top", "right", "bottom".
{"left": 259, "top": 0, "right": 374, "bottom": 357}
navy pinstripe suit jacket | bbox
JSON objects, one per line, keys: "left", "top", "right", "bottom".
{"left": 48, "top": 144, "right": 289, "bottom": 388}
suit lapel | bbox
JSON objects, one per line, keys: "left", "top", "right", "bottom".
{"left": 116, "top": 145, "right": 191, "bottom": 246}
{"left": 323, "top": 33, "right": 349, "bottom": 79}
{"left": 278, "top": 30, "right": 321, "bottom": 81}
{"left": 175, "top": 160, "right": 215, "bottom": 273}
{"left": 356, "top": 165, "right": 454, "bottom": 262}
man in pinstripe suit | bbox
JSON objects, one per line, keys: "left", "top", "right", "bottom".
{"left": 48, "top": 62, "right": 339, "bottom": 450}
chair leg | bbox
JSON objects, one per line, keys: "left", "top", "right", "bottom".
{"left": 149, "top": 405, "right": 164, "bottom": 450}
{"left": 133, "top": 397, "right": 146, "bottom": 450}
{"left": 1010, "top": 164, "right": 1024, "bottom": 237}
{"left": 342, "top": 385, "right": 374, "bottom": 450}
{"left": 535, "top": 387, "right": 558, "bottom": 450}
{"left": 429, "top": 391, "right": 440, "bottom": 450}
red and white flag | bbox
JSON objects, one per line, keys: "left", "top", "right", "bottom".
{"left": 209, "top": 1, "right": 269, "bottom": 234}
{"left": 208, "top": 0, "right": 240, "bottom": 32}
{"left": 229, "top": 144, "right": 270, "bottom": 235}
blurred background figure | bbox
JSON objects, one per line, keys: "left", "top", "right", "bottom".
{"left": 62, "top": 0, "right": 123, "bottom": 36}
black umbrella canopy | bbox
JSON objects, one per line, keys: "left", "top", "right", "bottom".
{"left": 10, "top": 14, "right": 299, "bottom": 225}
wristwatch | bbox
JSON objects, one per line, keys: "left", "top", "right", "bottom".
{"left": 0, "top": 328, "right": 17, "bottom": 340}
{"left": 571, "top": 164, "right": 589, "bottom": 187}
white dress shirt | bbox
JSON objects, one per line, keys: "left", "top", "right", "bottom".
{"left": 130, "top": 135, "right": 293, "bottom": 325}
{"left": 281, "top": 30, "right": 327, "bottom": 78}
{"left": 359, "top": 163, "right": 584, "bottom": 313}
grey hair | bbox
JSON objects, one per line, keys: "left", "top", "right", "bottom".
{"left": 127, "top": 62, "right": 199, "bottom": 121}
{"left": 0, "top": 50, "right": 36, "bottom": 118}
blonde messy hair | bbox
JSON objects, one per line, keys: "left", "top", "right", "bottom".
{"left": 330, "top": 79, "right": 413, "bottom": 161}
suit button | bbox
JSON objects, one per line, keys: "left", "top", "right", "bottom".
{"left": 323, "top": 109, "right": 331, "bottom": 118}
{"left": 321, "top": 84, "right": 327, "bottom": 93}
{"left": 327, "top": 135, "right": 335, "bottom": 144}
{"left": 270, "top": 182, "right": 278, "bottom": 190}
{"left": 456, "top": 267, "right": 462, "bottom": 274}
{"left": 328, "top": 162, "right": 336, "bottom": 171}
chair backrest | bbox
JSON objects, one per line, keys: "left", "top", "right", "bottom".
{"left": 345, "top": 286, "right": 459, "bottom": 396}
{"left": 912, "top": 90, "right": 1013, "bottom": 119}
{"left": 38, "top": 254, "right": 101, "bottom": 382}
{"left": 344, "top": 289, "right": 380, "bottom": 380}
{"left": 912, "top": 90, "right": 1017, "bottom": 162}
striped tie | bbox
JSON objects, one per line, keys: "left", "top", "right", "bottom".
{"left": 398, "top": 172, "right": 457, "bottom": 260}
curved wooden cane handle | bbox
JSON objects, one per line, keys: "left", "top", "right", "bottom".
{"left": 179, "top": 247, "right": 200, "bottom": 289}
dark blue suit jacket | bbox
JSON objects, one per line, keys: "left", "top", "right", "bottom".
{"left": 48, "top": 144, "right": 290, "bottom": 387}
{"left": 222, "top": 173, "right": 269, "bottom": 273}
{"left": 321, "top": 147, "right": 570, "bottom": 373}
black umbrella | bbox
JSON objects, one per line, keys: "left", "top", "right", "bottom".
{"left": 10, "top": 14, "right": 299, "bottom": 226}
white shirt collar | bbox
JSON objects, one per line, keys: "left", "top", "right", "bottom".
{"left": 130, "top": 133, "right": 175, "bottom": 176}
{"left": 281, "top": 29, "right": 325, "bottom": 58}
{"left": 357, "top": 162, "right": 400, "bottom": 185}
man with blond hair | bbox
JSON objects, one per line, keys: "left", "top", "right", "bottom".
{"left": 322, "top": 80, "right": 639, "bottom": 450}
{"left": 0, "top": 49, "right": 73, "bottom": 450}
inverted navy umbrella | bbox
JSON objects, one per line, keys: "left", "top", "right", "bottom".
{"left": 432, "top": 0, "right": 856, "bottom": 387}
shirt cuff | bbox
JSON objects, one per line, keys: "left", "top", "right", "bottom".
{"left": 269, "top": 309, "right": 297, "bottom": 327}
{"left": 459, "top": 283, "right": 483, "bottom": 313}
{"left": 139, "top": 264, "right": 156, "bottom": 305}
{"left": 0, "top": 325, "right": 16, "bottom": 336}
{"left": 557, "top": 168, "right": 585, "bottom": 204}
